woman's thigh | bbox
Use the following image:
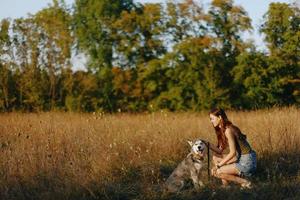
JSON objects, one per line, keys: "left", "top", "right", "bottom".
{"left": 217, "top": 163, "right": 239, "bottom": 175}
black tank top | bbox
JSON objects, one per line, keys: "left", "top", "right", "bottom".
{"left": 234, "top": 133, "right": 252, "bottom": 155}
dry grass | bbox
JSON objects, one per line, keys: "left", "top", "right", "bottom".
{"left": 0, "top": 107, "right": 299, "bottom": 200}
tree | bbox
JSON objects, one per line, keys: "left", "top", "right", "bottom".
{"left": 65, "top": 70, "right": 99, "bottom": 112}
{"left": 73, "top": 0, "right": 135, "bottom": 70}
{"left": 232, "top": 3, "right": 300, "bottom": 108}
{"left": 164, "top": 0, "right": 206, "bottom": 45}
{"left": 34, "top": 0, "right": 73, "bottom": 109}
{"left": 73, "top": 0, "right": 136, "bottom": 112}
{"left": 206, "top": 0, "right": 252, "bottom": 107}
{"left": 161, "top": 37, "right": 231, "bottom": 110}
{"left": 112, "top": 3, "right": 166, "bottom": 68}
{"left": 232, "top": 51, "right": 272, "bottom": 108}
{"left": 0, "top": 19, "right": 16, "bottom": 111}
{"left": 12, "top": 17, "right": 45, "bottom": 111}
{"left": 11, "top": 0, "right": 73, "bottom": 111}
{"left": 260, "top": 3, "right": 300, "bottom": 105}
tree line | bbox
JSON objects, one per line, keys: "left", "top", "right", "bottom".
{"left": 0, "top": 0, "right": 299, "bottom": 112}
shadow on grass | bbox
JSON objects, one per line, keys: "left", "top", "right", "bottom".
{"left": 255, "top": 151, "right": 300, "bottom": 182}
{"left": 1, "top": 151, "right": 300, "bottom": 200}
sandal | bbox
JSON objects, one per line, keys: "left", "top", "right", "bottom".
{"left": 240, "top": 181, "right": 252, "bottom": 189}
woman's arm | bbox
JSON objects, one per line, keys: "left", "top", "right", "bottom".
{"left": 217, "top": 129, "right": 237, "bottom": 167}
{"left": 203, "top": 141, "right": 222, "bottom": 154}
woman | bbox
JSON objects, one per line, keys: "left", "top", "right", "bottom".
{"left": 205, "top": 108, "right": 256, "bottom": 189}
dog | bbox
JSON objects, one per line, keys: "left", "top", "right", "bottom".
{"left": 164, "top": 139, "right": 207, "bottom": 193}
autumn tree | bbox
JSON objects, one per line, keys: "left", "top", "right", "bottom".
{"left": 11, "top": 0, "right": 73, "bottom": 111}
{"left": 34, "top": 0, "right": 73, "bottom": 109}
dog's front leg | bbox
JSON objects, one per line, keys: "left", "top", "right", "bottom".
{"left": 190, "top": 170, "right": 201, "bottom": 190}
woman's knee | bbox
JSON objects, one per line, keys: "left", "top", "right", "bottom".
{"left": 211, "top": 168, "right": 222, "bottom": 178}
{"left": 217, "top": 164, "right": 239, "bottom": 176}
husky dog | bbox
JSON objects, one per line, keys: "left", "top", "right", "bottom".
{"left": 164, "top": 139, "right": 207, "bottom": 193}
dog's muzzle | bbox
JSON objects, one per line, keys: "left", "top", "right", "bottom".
{"left": 198, "top": 146, "right": 204, "bottom": 153}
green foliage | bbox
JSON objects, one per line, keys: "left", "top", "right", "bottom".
{"left": 73, "top": 0, "right": 135, "bottom": 70}
{"left": 0, "top": 0, "right": 298, "bottom": 112}
{"left": 0, "top": 19, "right": 16, "bottom": 111}
{"left": 112, "top": 3, "right": 166, "bottom": 68}
{"left": 260, "top": 3, "right": 300, "bottom": 106}
{"left": 233, "top": 52, "right": 272, "bottom": 108}
{"left": 9, "top": 0, "right": 73, "bottom": 111}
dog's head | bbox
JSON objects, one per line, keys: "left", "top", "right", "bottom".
{"left": 187, "top": 139, "right": 206, "bottom": 157}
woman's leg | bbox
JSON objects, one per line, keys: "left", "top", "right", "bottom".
{"left": 212, "top": 155, "right": 228, "bottom": 185}
{"left": 214, "top": 163, "right": 250, "bottom": 186}
{"left": 212, "top": 154, "right": 238, "bottom": 165}
{"left": 212, "top": 155, "right": 238, "bottom": 186}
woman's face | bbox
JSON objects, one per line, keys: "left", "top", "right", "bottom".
{"left": 210, "top": 114, "right": 221, "bottom": 127}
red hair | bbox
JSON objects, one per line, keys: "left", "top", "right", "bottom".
{"left": 209, "top": 108, "right": 247, "bottom": 152}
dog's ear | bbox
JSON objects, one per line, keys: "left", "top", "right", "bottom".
{"left": 187, "top": 140, "right": 193, "bottom": 147}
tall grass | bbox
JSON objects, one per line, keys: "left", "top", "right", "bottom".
{"left": 0, "top": 107, "right": 299, "bottom": 200}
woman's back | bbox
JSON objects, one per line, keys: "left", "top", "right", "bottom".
{"left": 228, "top": 125, "right": 252, "bottom": 155}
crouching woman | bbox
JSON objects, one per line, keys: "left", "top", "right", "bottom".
{"left": 206, "top": 108, "right": 257, "bottom": 189}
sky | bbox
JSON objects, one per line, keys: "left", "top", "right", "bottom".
{"left": 0, "top": 0, "right": 296, "bottom": 69}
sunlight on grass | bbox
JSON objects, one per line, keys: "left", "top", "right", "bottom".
{"left": 0, "top": 107, "right": 299, "bottom": 199}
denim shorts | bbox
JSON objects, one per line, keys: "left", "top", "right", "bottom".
{"left": 235, "top": 150, "right": 257, "bottom": 177}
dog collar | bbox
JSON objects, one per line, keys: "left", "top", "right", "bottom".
{"left": 191, "top": 153, "right": 204, "bottom": 162}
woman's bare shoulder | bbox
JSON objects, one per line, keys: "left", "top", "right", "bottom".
{"left": 225, "top": 125, "right": 238, "bottom": 136}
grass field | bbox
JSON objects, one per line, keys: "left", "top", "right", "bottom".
{"left": 0, "top": 107, "right": 299, "bottom": 200}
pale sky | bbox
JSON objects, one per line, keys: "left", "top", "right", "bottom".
{"left": 0, "top": 0, "right": 295, "bottom": 46}
{"left": 0, "top": 0, "right": 295, "bottom": 69}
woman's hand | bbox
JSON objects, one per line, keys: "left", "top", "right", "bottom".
{"left": 211, "top": 167, "right": 217, "bottom": 176}
{"left": 217, "top": 160, "right": 224, "bottom": 167}
{"left": 211, "top": 166, "right": 220, "bottom": 177}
